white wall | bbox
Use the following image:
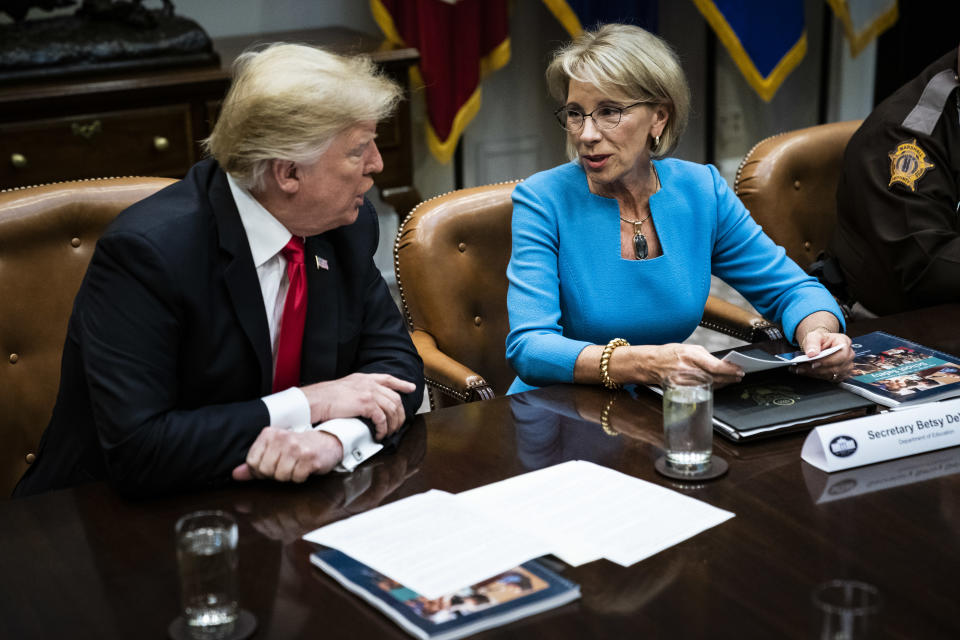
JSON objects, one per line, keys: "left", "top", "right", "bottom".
{"left": 826, "top": 22, "right": 877, "bottom": 124}
{"left": 152, "top": 0, "right": 377, "bottom": 37}
{"left": 460, "top": 0, "right": 568, "bottom": 188}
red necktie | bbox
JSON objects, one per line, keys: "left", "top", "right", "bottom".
{"left": 273, "top": 237, "right": 307, "bottom": 393}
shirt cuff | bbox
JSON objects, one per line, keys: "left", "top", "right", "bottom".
{"left": 262, "top": 387, "right": 312, "bottom": 432}
{"left": 317, "top": 418, "right": 383, "bottom": 472}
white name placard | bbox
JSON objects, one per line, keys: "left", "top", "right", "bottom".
{"left": 801, "top": 397, "right": 960, "bottom": 472}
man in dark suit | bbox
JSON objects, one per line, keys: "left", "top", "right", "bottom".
{"left": 14, "top": 43, "right": 424, "bottom": 498}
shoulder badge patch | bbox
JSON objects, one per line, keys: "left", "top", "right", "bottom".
{"left": 888, "top": 139, "right": 935, "bottom": 191}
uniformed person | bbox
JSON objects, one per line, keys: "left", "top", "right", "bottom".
{"left": 828, "top": 46, "right": 960, "bottom": 316}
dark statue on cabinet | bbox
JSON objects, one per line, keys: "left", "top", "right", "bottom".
{"left": 0, "top": 0, "right": 218, "bottom": 82}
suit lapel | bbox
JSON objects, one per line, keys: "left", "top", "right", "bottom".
{"left": 303, "top": 235, "right": 340, "bottom": 382}
{"left": 208, "top": 169, "right": 273, "bottom": 395}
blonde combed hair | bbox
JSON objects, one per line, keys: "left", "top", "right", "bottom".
{"left": 546, "top": 24, "right": 690, "bottom": 160}
{"left": 204, "top": 43, "right": 402, "bottom": 191}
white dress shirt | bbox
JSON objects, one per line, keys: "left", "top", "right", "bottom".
{"left": 226, "top": 174, "right": 381, "bottom": 471}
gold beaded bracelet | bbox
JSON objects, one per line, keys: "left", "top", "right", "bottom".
{"left": 599, "top": 338, "right": 629, "bottom": 389}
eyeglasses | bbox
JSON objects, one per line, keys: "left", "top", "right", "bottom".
{"left": 554, "top": 101, "right": 650, "bottom": 131}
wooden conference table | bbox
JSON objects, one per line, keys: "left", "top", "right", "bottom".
{"left": 3, "top": 305, "right": 960, "bottom": 639}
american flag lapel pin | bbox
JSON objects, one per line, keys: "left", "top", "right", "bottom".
{"left": 315, "top": 255, "right": 329, "bottom": 270}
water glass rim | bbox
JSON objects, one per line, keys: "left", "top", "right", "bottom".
{"left": 663, "top": 370, "right": 713, "bottom": 388}
{"left": 175, "top": 509, "right": 237, "bottom": 533}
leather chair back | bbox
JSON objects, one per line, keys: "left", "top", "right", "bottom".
{"left": 734, "top": 120, "right": 862, "bottom": 272}
{"left": 0, "top": 177, "right": 175, "bottom": 497}
{"left": 395, "top": 182, "right": 518, "bottom": 409}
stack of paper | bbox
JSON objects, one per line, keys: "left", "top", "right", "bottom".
{"left": 304, "top": 460, "right": 733, "bottom": 598}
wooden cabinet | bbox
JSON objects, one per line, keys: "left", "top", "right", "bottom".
{"left": 0, "top": 67, "right": 227, "bottom": 188}
{"left": 0, "top": 27, "right": 420, "bottom": 215}
{"left": 1, "top": 104, "right": 195, "bottom": 186}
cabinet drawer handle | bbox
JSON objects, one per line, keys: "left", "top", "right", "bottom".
{"left": 11, "top": 153, "right": 27, "bottom": 169}
{"left": 71, "top": 119, "right": 102, "bottom": 139}
{"left": 153, "top": 136, "right": 170, "bottom": 152}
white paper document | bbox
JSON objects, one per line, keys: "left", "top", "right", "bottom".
{"left": 302, "top": 489, "right": 546, "bottom": 599}
{"left": 458, "top": 460, "right": 734, "bottom": 567}
{"left": 304, "top": 461, "right": 734, "bottom": 596}
{"left": 723, "top": 344, "right": 842, "bottom": 373}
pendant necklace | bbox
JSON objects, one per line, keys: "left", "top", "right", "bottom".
{"left": 619, "top": 212, "right": 651, "bottom": 259}
{"left": 618, "top": 162, "right": 660, "bottom": 260}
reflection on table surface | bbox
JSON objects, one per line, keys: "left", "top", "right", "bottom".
{"left": 4, "top": 305, "right": 960, "bottom": 638}
{"left": 803, "top": 445, "right": 960, "bottom": 504}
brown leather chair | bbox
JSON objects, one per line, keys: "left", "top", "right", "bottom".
{"left": 0, "top": 177, "right": 175, "bottom": 497}
{"left": 734, "top": 120, "right": 862, "bottom": 272}
{"left": 394, "top": 181, "right": 777, "bottom": 410}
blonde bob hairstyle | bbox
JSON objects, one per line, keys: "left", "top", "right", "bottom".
{"left": 546, "top": 24, "right": 690, "bottom": 160}
{"left": 204, "top": 43, "right": 402, "bottom": 192}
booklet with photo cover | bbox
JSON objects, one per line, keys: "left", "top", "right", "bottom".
{"left": 712, "top": 368, "right": 876, "bottom": 442}
{"left": 836, "top": 331, "right": 960, "bottom": 407}
{"left": 310, "top": 547, "right": 580, "bottom": 640}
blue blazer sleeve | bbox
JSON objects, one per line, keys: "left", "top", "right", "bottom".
{"left": 705, "top": 165, "right": 845, "bottom": 342}
{"left": 505, "top": 179, "right": 592, "bottom": 388}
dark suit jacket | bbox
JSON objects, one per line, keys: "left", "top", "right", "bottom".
{"left": 14, "top": 159, "right": 424, "bottom": 498}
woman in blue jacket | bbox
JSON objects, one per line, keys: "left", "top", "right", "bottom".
{"left": 506, "top": 24, "right": 854, "bottom": 393}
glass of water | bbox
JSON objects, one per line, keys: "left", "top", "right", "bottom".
{"left": 175, "top": 511, "right": 239, "bottom": 639}
{"left": 662, "top": 370, "right": 714, "bottom": 474}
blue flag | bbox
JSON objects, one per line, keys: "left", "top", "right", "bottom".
{"left": 692, "top": 0, "right": 806, "bottom": 101}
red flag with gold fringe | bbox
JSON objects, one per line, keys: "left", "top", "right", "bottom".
{"left": 371, "top": 0, "right": 510, "bottom": 164}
